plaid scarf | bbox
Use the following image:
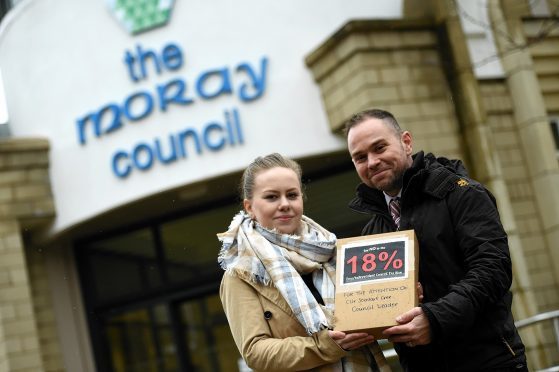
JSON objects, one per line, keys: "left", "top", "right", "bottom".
{"left": 218, "top": 211, "right": 337, "bottom": 334}
{"left": 218, "top": 211, "right": 392, "bottom": 372}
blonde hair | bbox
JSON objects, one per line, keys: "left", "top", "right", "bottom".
{"left": 240, "top": 153, "right": 302, "bottom": 200}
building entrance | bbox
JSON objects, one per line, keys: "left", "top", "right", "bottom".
{"left": 76, "top": 164, "right": 369, "bottom": 371}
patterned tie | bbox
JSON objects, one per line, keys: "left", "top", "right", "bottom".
{"left": 389, "top": 197, "right": 401, "bottom": 229}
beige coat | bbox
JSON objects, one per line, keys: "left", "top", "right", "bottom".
{"left": 220, "top": 273, "right": 374, "bottom": 372}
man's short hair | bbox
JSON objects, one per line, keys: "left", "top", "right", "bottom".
{"left": 343, "top": 109, "right": 403, "bottom": 137}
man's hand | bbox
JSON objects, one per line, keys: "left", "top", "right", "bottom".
{"left": 328, "top": 330, "right": 375, "bottom": 351}
{"left": 382, "top": 307, "right": 431, "bottom": 347}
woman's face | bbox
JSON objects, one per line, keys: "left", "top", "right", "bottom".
{"left": 243, "top": 167, "right": 303, "bottom": 235}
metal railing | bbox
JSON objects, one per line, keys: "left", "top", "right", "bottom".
{"left": 515, "top": 309, "right": 559, "bottom": 372}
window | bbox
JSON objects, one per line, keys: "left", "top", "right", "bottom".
{"left": 77, "top": 202, "right": 239, "bottom": 372}
{"left": 160, "top": 207, "right": 236, "bottom": 284}
{"left": 0, "top": 0, "right": 12, "bottom": 21}
{"left": 84, "top": 229, "right": 159, "bottom": 304}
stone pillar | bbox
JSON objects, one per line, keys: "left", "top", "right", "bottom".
{"left": 487, "top": 1, "right": 559, "bottom": 367}
{"left": 0, "top": 138, "right": 55, "bottom": 372}
{"left": 429, "top": 0, "right": 538, "bottom": 322}
{"left": 0, "top": 219, "right": 43, "bottom": 371}
{"left": 489, "top": 0, "right": 559, "bottom": 293}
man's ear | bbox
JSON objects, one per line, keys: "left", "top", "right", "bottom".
{"left": 401, "top": 131, "right": 413, "bottom": 155}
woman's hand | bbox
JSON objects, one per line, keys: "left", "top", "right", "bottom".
{"left": 328, "top": 330, "right": 375, "bottom": 351}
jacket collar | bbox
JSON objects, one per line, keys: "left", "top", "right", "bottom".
{"left": 244, "top": 279, "right": 295, "bottom": 316}
{"left": 348, "top": 183, "right": 385, "bottom": 215}
{"left": 348, "top": 151, "right": 426, "bottom": 214}
{"left": 348, "top": 151, "right": 469, "bottom": 212}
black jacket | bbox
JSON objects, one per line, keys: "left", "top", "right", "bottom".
{"left": 348, "top": 152, "right": 526, "bottom": 372}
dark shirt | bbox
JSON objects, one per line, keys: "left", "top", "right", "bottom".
{"left": 302, "top": 273, "right": 324, "bottom": 305}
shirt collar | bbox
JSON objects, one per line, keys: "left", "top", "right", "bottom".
{"left": 383, "top": 190, "right": 402, "bottom": 206}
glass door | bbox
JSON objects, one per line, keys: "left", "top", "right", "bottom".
{"left": 104, "top": 304, "right": 179, "bottom": 372}
{"left": 177, "top": 294, "right": 241, "bottom": 372}
{"left": 102, "top": 293, "right": 242, "bottom": 372}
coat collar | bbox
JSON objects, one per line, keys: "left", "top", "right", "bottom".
{"left": 348, "top": 151, "right": 426, "bottom": 213}
{"left": 243, "top": 279, "right": 296, "bottom": 317}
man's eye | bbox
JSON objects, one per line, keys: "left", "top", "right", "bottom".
{"left": 354, "top": 155, "right": 366, "bottom": 163}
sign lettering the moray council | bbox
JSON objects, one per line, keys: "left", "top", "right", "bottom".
{"left": 77, "top": 2, "right": 269, "bottom": 179}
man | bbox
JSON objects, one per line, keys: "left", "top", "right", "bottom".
{"left": 345, "top": 109, "right": 527, "bottom": 371}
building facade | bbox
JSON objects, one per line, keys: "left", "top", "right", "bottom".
{"left": 0, "top": 0, "right": 558, "bottom": 371}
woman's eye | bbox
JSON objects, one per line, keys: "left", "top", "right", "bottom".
{"left": 288, "top": 193, "right": 299, "bottom": 199}
{"left": 264, "top": 195, "right": 277, "bottom": 200}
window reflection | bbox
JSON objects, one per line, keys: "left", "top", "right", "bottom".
{"left": 178, "top": 295, "right": 240, "bottom": 372}
{"left": 160, "top": 205, "right": 237, "bottom": 284}
{"left": 103, "top": 296, "right": 240, "bottom": 372}
{"left": 106, "top": 308, "right": 162, "bottom": 372}
{"left": 85, "top": 229, "right": 159, "bottom": 303}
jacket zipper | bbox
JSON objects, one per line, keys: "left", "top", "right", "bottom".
{"left": 501, "top": 337, "right": 516, "bottom": 356}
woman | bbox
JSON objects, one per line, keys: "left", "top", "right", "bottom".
{"left": 218, "top": 153, "right": 390, "bottom": 371}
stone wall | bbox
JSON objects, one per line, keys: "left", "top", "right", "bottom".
{"left": 305, "top": 21, "right": 464, "bottom": 161}
{"left": 524, "top": 18, "right": 559, "bottom": 115}
{"left": 0, "top": 138, "right": 61, "bottom": 371}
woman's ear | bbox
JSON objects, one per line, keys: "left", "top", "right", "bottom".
{"left": 243, "top": 199, "right": 253, "bottom": 218}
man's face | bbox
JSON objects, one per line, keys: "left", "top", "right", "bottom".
{"left": 347, "top": 118, "right": 413, "bottom": 196}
